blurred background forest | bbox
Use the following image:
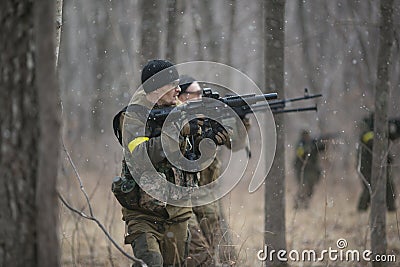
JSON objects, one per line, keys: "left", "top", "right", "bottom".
{"left": 57, "top": 0, "right": 400, "bottom": 266}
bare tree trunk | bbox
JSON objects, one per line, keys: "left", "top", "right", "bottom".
{"left": 370, "top": 0, "right": 394, "bottom": 266}
{"left": 190, "top": 0, "right": 221, "bottom": 61}
{"left": 36, "top": 1, "right": 61, "bottom": 266}
{"left": 225, "top": 0, "right": 237, "bottom": 66}
{"left": 0, "top": 1, "right": 60, "bottom": 266}
{"left": 166, "top": 0, "right": 178, "bottom": 61}
{"left": 140, "top": 0, "right": 161, "bottom": 67}
{"left": 91, "top": 5, "right": 109, "bottom": 135}
{"left": 189, "top": 1, "right": 204, "bottom": 60}
{"left": 202, "top": 0, "right": 221, "bottom": 61}
{"left": 263, "top": 1, "right": 287, "bottom": 266}
{"left": 297, "top": 1, "right": 317, "bottom": 89}
{"left": 0, "top": 2, "right": 37, "bottom": 265}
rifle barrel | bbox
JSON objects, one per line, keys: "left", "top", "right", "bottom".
{"left": 272, "top": 106, "right": 317, "bottom": 114}
{"left": 220, "top": 93, "right": 278, "bottom": 107}
{"left": 268, "top": 93, "right": 322, "bottom": 107}
{"left": 245, "top": 103, "right": 317, "bottom": 114}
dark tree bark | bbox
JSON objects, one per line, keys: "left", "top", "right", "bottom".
{"left": 225, "top": 0, "right": 237, "bottom": 66}
{"left": 140, "top": 0, "right": 161, "bottom": 67}
{"left": 36, "top": 0, "right": 61, "bottom": 265}
{"left": 370, "top": 0, "right": 394, "bottom": 266}
{"left": 263, "top": 1, "right": 287, "bottom": 266}
{"left": 190, "top": 0, "right": 222, "bottom": 61}
{"left": 0, "top": 1, "right": 60, "bottom": 266}
{"left": 0, "top": 2, "right": 38, "bottom": 265}
{"left": 91, "top": 5, "right": 109, "bottom": 135}
{"left": 166, "top": 0, "right": 178, "bottom": 62}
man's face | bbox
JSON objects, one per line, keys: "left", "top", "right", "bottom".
{"left": 178, "top": 82, "right": 203, "bottom": 102}
{"left": 156, "top": 80, "right": 181, "bottom": 106}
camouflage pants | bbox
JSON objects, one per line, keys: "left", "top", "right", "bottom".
{"left": 294, "top": 168, "right": 320, "bottom": 209}
{"left": 358, "top": 173, "right": 396, "bottom": 211}
{"left": 186, "top": 214, "right": 214, "bottom": 266}
{"left": 127, "top": 218, "right": 190, "bottom": 267}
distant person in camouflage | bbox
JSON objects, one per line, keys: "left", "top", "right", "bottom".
{"left": 113, "top": 60, "right": 230, "bottom": 267}
{"left": 293, "top": 130, "right": 326, "bottom": 209}
{"left": 178, "top": 75, "right": 250, "bottom": 266}
{"left": 357, "top": 113, "right": 399, "bottom": 212}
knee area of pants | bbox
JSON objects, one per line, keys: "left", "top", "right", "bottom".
{"left": 131, "top": 234, "right": 163, "bottom": 267}
{"left": 131, "top": 251, "right": 162, "bottom": 267}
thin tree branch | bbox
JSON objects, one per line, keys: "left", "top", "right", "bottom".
{"left": 58, "top": 193, "right": 147, "bottom": 266}
{"left": 61, "top": 138, "right": 94, "bottom": 217}
{"left": 59, "top": 121, "right": 147, "bottom": 266}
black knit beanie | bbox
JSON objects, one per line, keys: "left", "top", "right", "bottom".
{"left": 141, "top": 59, "right": 179, "bottom": 93}
{"left": 178, "top": 75, "right": 196, "bottom": 95}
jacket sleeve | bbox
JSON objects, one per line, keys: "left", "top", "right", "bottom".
{"left": 122, "top": 112, "right": 183, "bottom": 166}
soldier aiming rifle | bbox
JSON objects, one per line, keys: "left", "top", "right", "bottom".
{"left": 112, "top": 64, "right": 323, "bottom": 265}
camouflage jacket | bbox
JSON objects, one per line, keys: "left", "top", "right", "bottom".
{"left": 294, "top": 137, "right": 325, "bottom": 173}
{"left": 120, "top": 89, "right": 196, "bottom": 222}
{"left": 358, "top": 130, "right": 394, "bottom": 180}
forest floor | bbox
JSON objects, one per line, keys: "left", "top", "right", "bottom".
{"left": 59, "top": 148, "right": 400, "bottom": 267}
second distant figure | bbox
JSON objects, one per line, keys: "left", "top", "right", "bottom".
{"left": 294, "top": 130, "right": 326, "bottom": 209}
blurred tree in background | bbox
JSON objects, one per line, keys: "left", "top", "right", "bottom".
{"left": 0, "top": 1, "right": 61, "bottom": 266}
{"left": 370, "top": 0, "right": 395, "bottom": 266}
{"left": 263, "top": 1, "right": 287, "bottom": 266}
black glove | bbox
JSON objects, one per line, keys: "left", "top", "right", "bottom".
{"left": 202, "top": 125, "right": 230, "bottom": 146}
{"left": 180, "top": 118, "right": 202, "bottom": 137}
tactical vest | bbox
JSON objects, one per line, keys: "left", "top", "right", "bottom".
{"left": 112, "top": 104, "right": 198, "bottom": 210}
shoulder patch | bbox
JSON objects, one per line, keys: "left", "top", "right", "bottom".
{"left": 113, "top": 104, "right": 149, "bottom": 145}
